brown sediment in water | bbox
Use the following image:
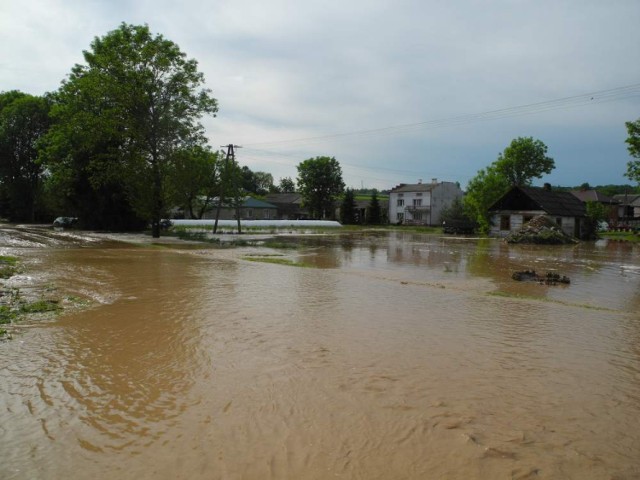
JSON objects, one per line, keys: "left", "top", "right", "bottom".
{"left": 1, "top": 226, "right": 640, "bottom": 479}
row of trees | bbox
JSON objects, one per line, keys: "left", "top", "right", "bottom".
{"left": 0, "top": 91, "right": 51, "bottom": 222}
{"left": 0, "top": 24, "right": 221, "bottom": 236}
{"left": 0, "top": 23, "right": 318, "bottom": 236}
{"left": 2, "top": 23, "right": 637, "bottom": 234}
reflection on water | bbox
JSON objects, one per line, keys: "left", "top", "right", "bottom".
{"left": 1, "top": 228, "right": 640, "bottom": 479}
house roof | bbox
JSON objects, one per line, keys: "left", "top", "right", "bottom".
{"left": 612, "top": 194, "right": 640, "bottom": 206}
{"left": 390, "top": 182, "right": 437, "bottom": 193}
{"left": 570, "top": 190, "right": 618, "bottom": 204}
{"left": 264, "top": 193, "right": 302, "bottom": 205}
{"left": 243, "top": 197, "right": 277, "bottom": 209}
{"left": 489, "top": 186, "right": 586, "bottom": 217}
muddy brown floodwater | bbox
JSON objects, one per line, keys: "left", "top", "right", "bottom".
{"left": 1, "top": 226, "right": 640, "bottom": 479}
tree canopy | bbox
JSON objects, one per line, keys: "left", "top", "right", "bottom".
{"left": 340, "top": 188, "right": 357, "bottom": 224}
{"left": 367, "top": 190, "right": 382, "bottom": 224}
{"left": 625, "top": 118, "right": 640, "bottom": 184}
{"left": 464, "top": 164, "right": 511, "bottom": 233}
{"left": 42, "top": 23, "right": 218, "bottom": 235}
{"left": 296, "top": 156, "right": 344, "bottom": 219}
{"left": 170, "top": 146, "right": 220, "bottom": 219}
{"left": 0, "top": 91, "right": 51, "bottom": 221}
{"left": 494, "top": 137, "right": 555, "bottom": 186}
{"left": 278, "top": 177, "right": 296, "bottom": 193}
{"left": 464, "top": 137, "right": 555, "bottom": 232}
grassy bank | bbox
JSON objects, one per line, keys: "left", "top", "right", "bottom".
{"left": 599, "top": 231, "right": 640, "bottom": 242}
{"left": 0, "top": 255, "right": 65, "bottom": 339}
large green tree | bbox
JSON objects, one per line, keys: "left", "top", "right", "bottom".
{"left": 0, "top": 91, "right": 51, "bottom": 221}
{"left": 296, "top": 156, "right": 345, "bottom": 219}
{"left": 494, "top": 136, "right": 555, "bottom": 186}
{"left": 43, "top": 23, "right": 218, "bottom": 236}
{"left": 465, "top": 136, "right": 555, "bottom": 232}
{"left": 170, "top": 146, "right": 220, "bottom": 219}
{"left": 464, "top": 164, "right": 511, "bottom": 233}
{"left": 625, "top": 118, "right": 640, "bottom": 184}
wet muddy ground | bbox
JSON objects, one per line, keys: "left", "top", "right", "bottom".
{"left": 1, "top": 225, "right": 639, "bottom": 479}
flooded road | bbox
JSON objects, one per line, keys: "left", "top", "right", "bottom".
{"left": 1, "top": 227, "right": 640, "bottom": 479}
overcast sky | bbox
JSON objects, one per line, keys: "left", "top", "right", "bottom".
{"left": 2, "top": 0, "right": 639, "bottom": 190}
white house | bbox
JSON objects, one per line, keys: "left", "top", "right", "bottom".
{"left": 388, "top": 179, "right": 463, "bottom": 226}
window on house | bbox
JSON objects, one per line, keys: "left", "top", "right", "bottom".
{"left": 556, "top": 217, "right": 562, "bottom": 226}
{"left": 247, "top": 209, "right": 253, "bottom": 218}
{"left": 413, "top": 199, "right": 422, "bottom": 207}
{"left": 523, "top": 215, "right": 533, "bottom": 224}
{"left": 416, "top": 193, "right": 422, "bottom": 197}
{"left": 414, "top": 211, "right": 423, "bottom": 221}
{"left": 397, "top": 212, "right": 404, "bottom": 222}
{"left": 397, "top": 199, "right": 404, "bottom": 207}
{"left": 500, "top": 215, "right": 511, "bottom": 230}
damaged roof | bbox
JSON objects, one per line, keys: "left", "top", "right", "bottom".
{"left": 489, "top": 186, "right": 586, "bottom": 217}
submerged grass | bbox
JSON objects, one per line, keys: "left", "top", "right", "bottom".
{"left": 20, "top": 299, "right": 61, "bottom": 314}
{"left": 0, "top": 255, "right": 18, "bottom": 279}
{"left": 0, "top": 305, "right": 17, "bottom": 324}
{"left": 168, "top": 227, "right": 306, "bottom": 249}
{"left": 599, "top": 231, "right": 640, "bottom": 242}
{"left": 242, "top": 256, "right": 315, "bottom": 268}
{"left": 0, "top": 255, "right": 67, "bottom": 340}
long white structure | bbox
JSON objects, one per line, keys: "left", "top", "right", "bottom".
{"left": 169, "top": 219, "right": 342, "bottom": 228}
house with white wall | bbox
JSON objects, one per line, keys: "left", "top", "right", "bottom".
{"left": 487, "top": 185, "right": 587, "bottom": 238}
{"left": 388, "top": 179, "right": 463, "bottom": 226}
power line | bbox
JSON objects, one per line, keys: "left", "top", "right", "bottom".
{"left": 242, "top": 83, "right": 640, "bottom": 149}
{"left": 232, "top": 83, "right": 640, "bottom": 188}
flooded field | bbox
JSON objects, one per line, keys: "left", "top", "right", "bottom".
{"left": 1, "top": 226, "right": 639, "bottom": 479}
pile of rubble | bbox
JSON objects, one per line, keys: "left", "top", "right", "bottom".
{"left": 512, "top": 269, "right": 570, "bottom": 285}
{"left": 505, "top": 215, "right": 578, "bottom": 245}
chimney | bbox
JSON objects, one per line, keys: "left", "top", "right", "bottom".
{"left": 431, "top": 178, "right": 438, "bottom": 184}
{"left": 543, "top": 183, "right": 551, "bottom": 191}
{"left": 417, "top": 179, "right": 422, "bottom": 184}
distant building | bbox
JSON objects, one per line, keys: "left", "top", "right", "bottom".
{"left": 263, "top": 193, "right": 309, "bottom": 220}
{"left": 570, "top": 189, "right": 619, "bottom": 224}
{"left": 335, "top": 197, "right": 389, "bottom": 224}
{"left": 388, "top": 179, "right": 463, "bottom": 226}
{"left": 570, "top": 189, "right": 617, "bottom": 205}
{"left": 203, "top": 197, "right": 278, "bottom": 220}
{"left": 611, "top": 194, "right": 640, "bottom": 222}
{"left": 488, "top": 185, "right": 587, "bottom": 238}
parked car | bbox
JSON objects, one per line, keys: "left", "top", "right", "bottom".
{"left": 53, "top": 217, "right": 78, "bottom": 228}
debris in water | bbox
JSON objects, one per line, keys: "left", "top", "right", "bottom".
{"left": 512, "top": 270, "right": 570, "bottom": 285}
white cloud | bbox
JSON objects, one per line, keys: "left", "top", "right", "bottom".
{"left": 2, "top": 0, "right": 639, "bottom": 189}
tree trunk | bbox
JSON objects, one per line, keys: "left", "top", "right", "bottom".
{"left": 151, "top": 159, "right": 162, "bottom": 238}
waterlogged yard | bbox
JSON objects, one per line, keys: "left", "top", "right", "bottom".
{"left": 1, "top": 225, "right": 640, "bottom": 479}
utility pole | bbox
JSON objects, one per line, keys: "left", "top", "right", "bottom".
{"left": 213, "top": 144, "right": 242, "bottom": 234}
